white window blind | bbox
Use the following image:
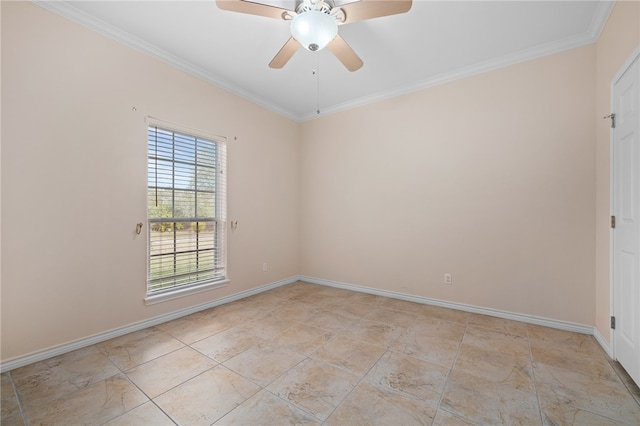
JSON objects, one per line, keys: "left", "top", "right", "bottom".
{"left": 147, "top": 124, "right": 227, "bottom": 296}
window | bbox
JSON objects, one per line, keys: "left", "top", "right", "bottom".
{"left": 146, "top": 123, "right": 227, "bottom": 301}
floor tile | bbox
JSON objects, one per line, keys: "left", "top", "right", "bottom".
{"left": 338, "top": 290, "right": 387, "bottom": 306}
{"left": 366, "top": 351, "right": 449, "bottom": 402}
{"left": 454, "top": 343, "right": 535, "bottom": 392}
{"left": 610, "top": 360, "right": 640, "bottom": 405}
{"left": 530, "top": 342, "right": 619, "bottom": 383}
{"left": 394, "top": 320, "right": 465, "bottom": 368}
{"left": 467, "top": 314, "right": 528, "bottom": 337}
{"left": 264, "top": 282, "right": 318, "bottom": 300}
{"left": 416, "top": 305, "right": 470, "bottom": 325}
{"left": 96, "top": 326, "right": 184, "bottom": 370}
{"left": 202, "top": 301, "right": 243, "bottom": 316}
{"left": 156, "top": 311, "right": 232, "bottom": 344}
{"left": 267, "top": 301, "right": 323, "bottom": 322}
{"left": 432, "top": 408, "right": 481, "bottom": 426}
{"left": 155, "top": 365, "right": 260, "bottom": 425}
{"left": 363, "top": 307, "right": 420, "bottom": 328}
{"left": 102, "top": 401, "right": 174, "bottom": 426}
{"left": 0, "top": 414, "right": 25, "bottom": 426}
{"left": 300, "top": 292, "right": 353, "bottom": 309}
{"left": 340, "top": 317, "right": 405, "bottom": 349}
{"left": 527, "top": 325, "right": 604, "bottom": 359}
{"left": 210, "top": 303, "right": 270, "bottom": 324}
{"left": 441, "top": 369, "right": 541, "bottom": 425}
{"left": 24, "top": 373, "right": 147, "bottom": 426}
{"left": 191, "top": 323, "right": 267, "bottom": 362}
{"left": 326, "top": 381, "right": 437, "bottom": 425}
{"left": 541, "top": 409, "right": 628, "bottom": 426}
{"left": 284, "top": 282, "right": 328, "bottom": 302}
{"left": 304, "top": 310, "right": 360, "bottom": 332}
{"left": 321, "top": 299, "right": 375, "bottom": 318}
{"left": 230, "top": 292, "right": 284, "bottom": 312}
{"left": 6, "top": 282, "right": 640, "bottom": 426}
{"left": 272, "top": 323, "right": 334, "bottom": 356}
{"left": 125, "top": 346, "right": 216, "bottom": 398}
{"left": 12, "top": 346, "right": 120, "bottom": 409}
{"left": 267, "top": 358, "right": 359, "bottom": 420}
{"left": 379, "top": 298, "right": 428, "bottom": 315}
{"left": 247, "top": 313, "right": 298, "bottom": 339}
{"left": 462, "top": 324, "right": 529, "bottom": 356}
{"left": 312, "top": 334, "right": 386, "bottom": 377}
{"left": 223, "top": 342, "right": 305, "bottom": 387}
{"left": 214, "top": 389, "right": 321, "bottom": 425}
{"left": 1, "top": 373, "right": 20, "bottom": 420}
{"left": 534, "top": 362, "right": 640, "bottom": 425}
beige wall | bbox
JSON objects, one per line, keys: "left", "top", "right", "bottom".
{"left": 2, "top": 0, "right": 637, "bottom": 364}
{"left": 300, "top": 45, "right": 597, "bottom": 325}
{"left": 594, "top": 1, "right": 640, "bottom": 343}
{"left": 1, "top": 2, "right": 300, "bottom": 362}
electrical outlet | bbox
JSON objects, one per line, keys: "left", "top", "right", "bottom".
{"left": 444, "top": 273, "right": 452, "bottom": 285}
{"left": 262, "top": 262, "right": 268, "bottom": 272}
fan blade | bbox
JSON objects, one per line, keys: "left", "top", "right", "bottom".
{"left": 269, "top": 37, "right": 301, "bottom": 69}
{"left": 216, "top": 0, "right": 292, "bottom": 20}
{"left": 327, "top": 35, "right": 363, "bottom": 72}
{"left": 340, "top": 0, "right": 412, "bottom": 24}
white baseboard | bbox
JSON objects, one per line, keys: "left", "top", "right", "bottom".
{"left": 0, "top": 276, "right": 299, "bottom": 373}
{"left": 593, "top": 326, "right": 613, "bottom": 358}
{"left": 299, "top": 275, "right": 596, "bottom": 336}
{"left": 1, "top": 274, "right": 610, "bottom": 372}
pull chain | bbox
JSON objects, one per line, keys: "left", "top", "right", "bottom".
{"left": 315, "top": 52, "right": 320, "bottom": 115}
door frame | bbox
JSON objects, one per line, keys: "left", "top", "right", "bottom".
{"left": 610, "top": 45, "right": 640, "bottom": 361}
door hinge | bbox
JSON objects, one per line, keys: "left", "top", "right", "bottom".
{"left": 611, "top": 215, "right": 616, "bottom": 229}
{"left": 611, "top": 316, "right": 616, "bottom": 329}
{"left": 604, "top": 113, "right": 616, "bottom": 128}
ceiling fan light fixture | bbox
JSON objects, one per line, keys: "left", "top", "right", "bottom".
{"left": 290, "top": 10, "right": 337, "bottom": 52}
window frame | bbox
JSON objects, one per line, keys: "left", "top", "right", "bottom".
{"left": 144, "top": 118, "right": 228, "bottom": 305}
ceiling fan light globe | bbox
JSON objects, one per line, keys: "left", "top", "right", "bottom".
{"left": 290, "top": 11, "right": 338, "bottom": 52}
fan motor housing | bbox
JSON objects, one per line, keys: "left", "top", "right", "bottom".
{"left": 295, "top": 0, "right": 334, "bottom": 15}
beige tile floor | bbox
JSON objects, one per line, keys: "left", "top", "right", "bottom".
{"left": 2, "top": 281, "right": 640, "bottom": 425}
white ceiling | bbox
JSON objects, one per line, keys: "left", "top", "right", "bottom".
{"left": 36, "top": 0, "right": 614, "bottom": 121}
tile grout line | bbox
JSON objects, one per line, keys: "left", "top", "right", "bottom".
{"left": 8, "top": 370, "right": 31, "bottom": 426}
{"left": 16, "top": 346, "right": 127, "bottom": 426}
{"left": 314, "top": 326, "right": 390, "bottom": 424}
{"left": 607, "top": 359, "right": 640, "bottom": 407}
{"left": 525, "top": 325, "right": 546, "bottom": 426}
{"left": 94, "top": 342, "right": 177, "bottom": 426}
{"left": 144, "top": 365, "right": 222, "bottom": 426}
{"left": 587, "top": 331, "right": 640, "bottom": 403}
{"left": 262, "top": 313, "right": 372, "bottom": 424}
{"left": 527, "top": 328, "right": 640, "bottom": 424}
{"left": 125, "top": 374, "right": 179, "bottom": 426}
{"left": 168, "top": 324, "right": 299, "bottom": 425}
{"left": 9, "top": 283, "right": 640, "bottom": 425}
{"left": 432, "top": 319, "right": 468, "bottom": 425}
{"left": 170, "top": 308, "right": 307, "bottom": 424}
{"left": 97, "top": 333, "right": 232, "bottom": 425}
{"left": 253, "top": 349, "right": 324, "bottom": 423}
{"left": 263, "top": 306, "right": 397, "bottom": 423}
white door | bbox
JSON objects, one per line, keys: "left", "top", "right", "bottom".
{"left": 612, "top": 51, "right": 640, "bottom": 386}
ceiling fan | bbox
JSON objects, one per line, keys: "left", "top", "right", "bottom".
{"left": 216, "top": 0, "right": 412, "bottom": 72}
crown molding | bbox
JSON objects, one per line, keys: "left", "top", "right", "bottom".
{"left": 32, "top": 0, "right": 615, "bottom": 123}
{"left": 31, "top": 0, "right": 299, "bottom": 121}
{"left": 303, "top": 0, "right": 616, "bottom": 121}
{"left": 588, "top": 0, "right": 616, "bottom": 41}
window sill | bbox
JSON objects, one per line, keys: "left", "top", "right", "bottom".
{"left": 144, "top": 279, "right": 230, "bottom": 305}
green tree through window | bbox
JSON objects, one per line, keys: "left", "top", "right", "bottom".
{"left": 147, "top": 125, "right": 226, "bottom": 294}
